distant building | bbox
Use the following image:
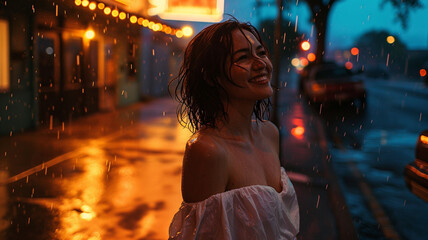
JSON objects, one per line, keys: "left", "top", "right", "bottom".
{"left": 0, "top": 0, "right": 184, "bottom": 135}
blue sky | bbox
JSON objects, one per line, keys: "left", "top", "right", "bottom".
{"left": 221, "top": 0, "right": 428, "bottom": 51}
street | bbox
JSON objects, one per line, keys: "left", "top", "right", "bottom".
{"left": 313, "top": 77, "right": 428, "bottom": 239}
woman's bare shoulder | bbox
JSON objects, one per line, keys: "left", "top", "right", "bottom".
{"left": 258, "top": 120, "right": 279, "bottom": 138}
{"left": 181, "top": 130, "right": 229, "bottom": 203}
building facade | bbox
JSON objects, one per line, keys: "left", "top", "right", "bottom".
{"left": 0, "top": 0, "right": 181, "bottom": 135}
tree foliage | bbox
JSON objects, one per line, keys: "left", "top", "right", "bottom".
{"left": 354, "top": 30, "right": 407, "bottom": 72}
{"left": 283, "top": 0, "right": 422, "bottom": 63}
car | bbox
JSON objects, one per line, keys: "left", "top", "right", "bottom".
{"left": 404, "top": 130, "right": 428, "bottom": 202}
{"left": 298, "top": 62, "right": 367, "bottom": 107}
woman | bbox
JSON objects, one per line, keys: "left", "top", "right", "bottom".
{"left": 169, "top": 18, "right": 299, "bottom": 240}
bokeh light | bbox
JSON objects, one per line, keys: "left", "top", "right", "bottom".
{"left": 307, "top": 53, "right": 316, "bottom": 62}
{"left": 351, "top": 47, "right": 359, "bottom": 55}
{"left": 387, "top": 36, "right": 395, "bottom": 44}
{"left": 301, "top": 41, "right": 310, "bottom": 51}
{"left": 345, "top": 61, "right": 353, "bottom": 70}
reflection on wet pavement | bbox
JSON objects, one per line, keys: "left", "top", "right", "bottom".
{"left": 1, "top": 106, "right": 192, "bottom": 240}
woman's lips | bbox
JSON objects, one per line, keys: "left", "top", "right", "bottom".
{"left": 249, "top": 74, "right": 270, "bottom": 84}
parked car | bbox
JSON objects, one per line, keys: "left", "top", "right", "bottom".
{"left": 298, "top": 62, "right": 366, "bottom": 106}
{"left": 404, "top": 130, "right": 428, "bottom": 202}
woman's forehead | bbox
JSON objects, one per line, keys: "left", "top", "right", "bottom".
{"left": 231, "top": 29, "right": 260, "bottom": 47}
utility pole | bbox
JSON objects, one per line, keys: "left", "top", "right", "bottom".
{"left": 271, "top": 0, "right": 283, "bottom": 127}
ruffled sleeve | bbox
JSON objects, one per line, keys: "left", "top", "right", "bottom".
{"left": 169, "top": 167, "right": 299, "bottom": 240}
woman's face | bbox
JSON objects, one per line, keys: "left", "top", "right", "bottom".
{"left": 221, "top": 29, "right": 273, "bottom": 102}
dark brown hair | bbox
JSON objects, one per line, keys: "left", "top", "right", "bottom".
{"left": 170, "top": 18, "right": 271, "bottom": 132}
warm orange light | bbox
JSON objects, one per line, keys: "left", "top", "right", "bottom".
{"left": 421, "top": 135, "right": 428, "bottom": 144}
{"left": 130, "top": 16, "right": 138, "bottom": 24}
{"left": 81, "top": 0, "right": 89, "bottom": 7}
{"left": 164, "top": 27, "right": 172, "bottom": 34}
{"left": 104, "top": 7, "right": 111, "bottom": 15}
{"left": 142, "top": 19, "right": 149, "bottom": 27}
{"left": 75, "top": 0, "right": 82, "bottom": 6}
{"left": 420, "top": 69, "right": 427, "bottom": 77}
{"left": 119, "top": 12, "right": 127, "bottom": 20}
{"left": 311, "top": 83, "right": 322, "bottom": 92}
{"left": 301, "top": 41, "right": 310, "bottom": 51}
{"left": 291, "top": 58, "right": 300, "bottom": 67}
{"left": 291, "top": 126, "right": 305, "bottom": 139}
{"left": 176, "top": 30, "right": 184, "bottom": 38}
{"left": 182, "top": 26, "right": 193, "bottom": 37}
{"left": 85, "top": 29, "right": 95, "bottom": 40}
{"left": 351, "top": 47, "right": 359, "bottom": 55}
{"left": 345, "top": 61, "right": 353, "bottom": 70}
{"left": 387, "top": 36, "right": 395, "bottom": 44}
{"left": 111, "top": 9, "right": 119, "bottom": 17}
{"left": 148, "top": 21, "right": 155, "bottom": 29}
{"left": 300, "top": 57, "right": 309, "bottom": 67}
{"left": 153, "top": 23, "right": 162, "bottom": 31}
{"left": 97, "top": 3, "right": 105, "bottom": 9}
{"left": 307, "top": 53, "right": 316, "bottom": 62}
{"left": 137, "top": 17, "right": 144, "bottom": 25}
{"left": 89, "top": 2, "right": 96, "bottom": 10}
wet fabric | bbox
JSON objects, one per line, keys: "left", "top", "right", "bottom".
{"left": 168, "top": 167, "right": 300, "bottom": 240}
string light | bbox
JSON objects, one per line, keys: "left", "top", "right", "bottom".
{"left": 73, "top": 0, "right": 185, "bottom": 37}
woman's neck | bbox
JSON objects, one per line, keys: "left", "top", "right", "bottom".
{"left": 216, "top": 99, "right": 256, "bottom": 140}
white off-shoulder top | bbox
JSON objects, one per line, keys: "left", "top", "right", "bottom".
{"left": 168, "top": 167, "right": 300, "bottom": 240}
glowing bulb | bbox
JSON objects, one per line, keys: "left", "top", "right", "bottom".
{"left": 142, "top": 19, "right": 149, "bottom": 27}
{"left": 104, "top": 7, "right": 111, "bottom": 15}
{"left": 85, "top": 29, "right": 95, "bottom": 40}
{"left": 175, "top": 30, "right": 184, "bottom": 38}
{"left": 89, "top": 2, "right": 96, "bottom": 10}
{"left": 75, "top": 0, "right": 82, "bottom": 6}
{"left": 111, "top": 9, "right": 119, "bottom": 17}
{"left": 82, "top": 0, "right": 89, "bottom": 7}
{"left": 130, "top": 16, "right": 137, "bottom": 23}
{"left": 137, "top": 18, "right": 144, "bottom": 25}
{"left": 97, "top": 3, "right": 105, "bottom": 9}
{"left": 119, "top": 12, "right": 126, "bottom": 20}
{"left": 182, "top": 26, "right": 193, "bottom": 37}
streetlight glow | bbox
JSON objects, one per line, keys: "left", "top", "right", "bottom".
{"left": 301, "top": 41, "right": 310, "bottom": 51}
{"left": 351, "top": 47, "right": 359, "bottom": 55}
{"left": 85, "top": 29, "right": 95, "bottom": 40}
{"left": 387, "top": 36, "right": 395, "bottom": 44}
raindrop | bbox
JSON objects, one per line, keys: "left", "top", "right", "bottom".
{"left": 316, "top": 194, "right": 320, "bottom": 208}
{"left": 419, "top": 113, "right": 422, "bottom": 122}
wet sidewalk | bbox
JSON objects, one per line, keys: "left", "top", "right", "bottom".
{"left": 0, "top": 90, "right": 356, "bottom": 239}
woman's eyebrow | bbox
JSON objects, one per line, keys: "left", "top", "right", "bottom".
{"left": 233, "top": 45, "right": 264, "bottom": 56}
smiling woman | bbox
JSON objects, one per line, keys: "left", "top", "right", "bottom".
{"left": 168, "top": 18, "right": 299, "bottom": 240}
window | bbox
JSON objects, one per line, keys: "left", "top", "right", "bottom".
{"left": 0, "top": 19, "right": 9, "bottom": 91}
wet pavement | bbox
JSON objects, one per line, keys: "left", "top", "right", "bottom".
{"left": 0, "top": 86, "right": 356, "bottom": 239}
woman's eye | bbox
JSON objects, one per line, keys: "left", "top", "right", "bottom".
{"left": 235, "top": 55, "right": 248, "bottom": 62}
{"left": 258, "top": 50, "right": 267, "bottom": 56}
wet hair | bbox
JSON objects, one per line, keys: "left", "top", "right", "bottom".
{"left": 170, "top": 18, "right": 272, "bottom": 132}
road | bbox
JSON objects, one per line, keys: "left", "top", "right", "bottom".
{"left": 313, "top": 77, "right": 428, "bottom": 240}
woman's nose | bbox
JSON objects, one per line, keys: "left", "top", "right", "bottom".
{"left": 251, "top": 56, "right": 266, "bottom": 70}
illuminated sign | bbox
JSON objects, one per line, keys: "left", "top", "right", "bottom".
{"left": 148, "top": 0, "right": 224, "bottom": 22}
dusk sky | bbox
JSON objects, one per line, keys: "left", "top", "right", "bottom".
{"left": 218, "top": 0, "right": 428, "bottom": 51}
